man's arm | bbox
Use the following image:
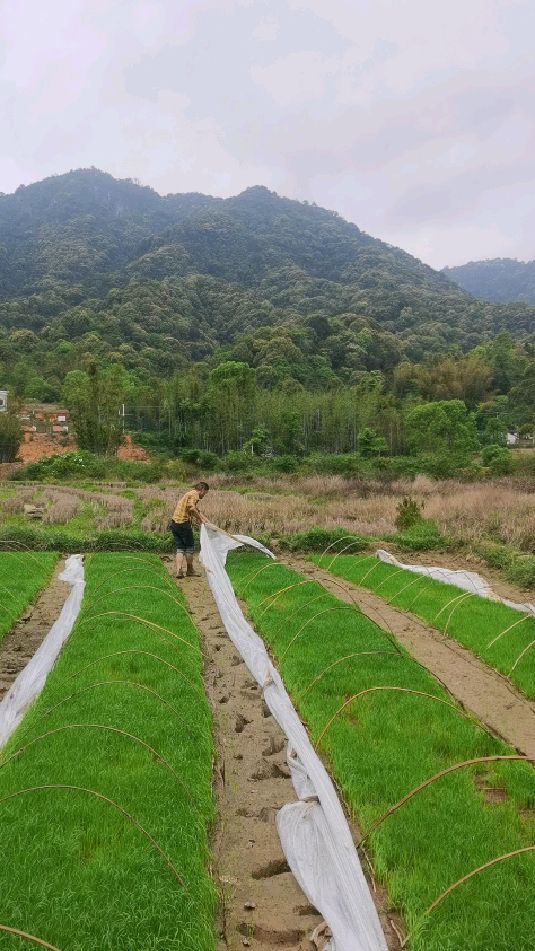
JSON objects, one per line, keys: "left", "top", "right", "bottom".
{"left": 187, "top": 495, "right": 208, "bottom": 524}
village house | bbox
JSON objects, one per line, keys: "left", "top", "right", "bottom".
{"left": 0, "top": 390, "right": 7, "bottom": 412}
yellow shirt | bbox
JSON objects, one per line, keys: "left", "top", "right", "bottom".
{"left": 173, "top": 489, "right": 201, "bottom": 524}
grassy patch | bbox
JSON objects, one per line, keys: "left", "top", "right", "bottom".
{"left": 227, "top": 552, "right": 535, "bottom": 951}
{"left": 312, "top": 553, "right": 535, "bottom": 700}
{"left": 0, "top": 551, "right": 57, "bottom": 644}
{"left": 0, "top": 554, "right": 216, "bottom": 950}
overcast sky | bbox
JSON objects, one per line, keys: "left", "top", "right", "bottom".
{"left": 1, "top": 0, "right": 534, "bottom": 268}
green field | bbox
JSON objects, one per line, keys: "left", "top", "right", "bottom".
{"left": 0, "top": 551, "right": 57, "bottom": 645}
{"left": 228, "top": 552, "right": 535, "bottom": 951}
{"left": 0, "top": 554, "right": 216, "bottom": 950}
{"left": 311, "top": 553, "right": 535, "bottom": 699}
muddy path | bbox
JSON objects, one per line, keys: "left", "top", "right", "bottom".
{"left": 0, "top": 559, "right": 68, "bottom": 700}
{"left": 171, "top": 562, "right": 400, "bottom": 950}
{"left": 287, "top": 557, "right": 535, "bottom": 762}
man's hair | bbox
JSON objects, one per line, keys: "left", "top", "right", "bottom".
{"left": 194, "top": 481, "right": 210, "bottom": 491}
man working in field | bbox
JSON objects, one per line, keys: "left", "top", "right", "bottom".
{"left": 170, "top": 482, "right": 210, "bottom": 578}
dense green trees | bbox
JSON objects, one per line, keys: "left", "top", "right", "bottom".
{"left": 2, "top": 169, "right": 535, "bottom": 459}
{"left": 446, "top": 258, "right": 535, "bottom": 305}
{"left": 0, "top": 412, "right": 22, "bottom": 462}
{"left": 62, "top": 363, "right": 130, "bottom": 454}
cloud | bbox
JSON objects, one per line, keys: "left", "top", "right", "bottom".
{"left": 0, "top": 0, "right": 534, "bottom": 266}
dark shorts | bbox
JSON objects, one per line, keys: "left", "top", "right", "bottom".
{"left": 171, "top": 520, "right": 195, "bottom": 553}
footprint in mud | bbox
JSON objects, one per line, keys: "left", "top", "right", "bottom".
{"left": 252, "top": 857, "right": 290, "bottom": 879}
{"left": 262, "top": 735, "right": 285, "bottom": 756}
{"left": 235, "top": 713, "right": 251, "bottom": 734}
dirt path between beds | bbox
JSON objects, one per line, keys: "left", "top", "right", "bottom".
{"left": 287, "top": 557, "right": 535, "bottom": 763}
{"left": 0, "top": 559, "right": 68, "bottom": 701}
{"left": 172, "top": 563, "right": 401, "bottom": 951}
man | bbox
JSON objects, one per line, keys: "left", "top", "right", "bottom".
{"left": 170, "top": 481, "right": 210, "bottom": 578}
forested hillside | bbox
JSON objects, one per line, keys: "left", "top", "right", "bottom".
{"left": 2, "top": 168, "right": 535, "bottom": 462}
{"left": 446, "top": 258, "right": 535, "bottom": 305}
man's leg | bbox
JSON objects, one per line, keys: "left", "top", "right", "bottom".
{"left": 175, "top": 549, "right": 186, "bottom": 578}
{"left": 185, "top": 550, "right": 198, "bottom": 576}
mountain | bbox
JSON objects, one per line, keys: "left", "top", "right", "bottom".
{"left": 1, "top": 168, "right": 535, "bottom": 399}
{"left": 445, "top": 258, "right": 535, "bottom": 305}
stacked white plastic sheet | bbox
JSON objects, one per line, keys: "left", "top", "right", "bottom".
{"left": 377, "top": 549, "right": 535, "bottom": 617}
{"left": 201, "top": 526, "right": 388, "bottom": 951}
{"left": 0, "top": 554, "right": 85, "bottom": 749}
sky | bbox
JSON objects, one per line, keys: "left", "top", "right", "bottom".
{"left": 1, "top": 0, "right": 534, "bottom": 268}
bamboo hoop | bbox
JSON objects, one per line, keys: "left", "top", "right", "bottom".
{"left": 280, "top": 604, "right": 355, "bottom": 662}
{"left": 385, "top": 573, "right": 428, "bottom": 605}
{"left": 65, "top": 650, "right": 204, "bottom": 698}
{"left": 258, "top": 580, "right": 317, "bottom": 617}
{"left": 318, "top": 535, "right": 367, "bottom": 566}
{"left": 240, "top": 559, "right": 279, "bottom": 593}
{"left": 315, "top": 687, "right": 470, "bottom": 748}
{"left": 487, "top": 613, "right": 534, "bottom": 650}
{"left": 510, "top": 637, "right": 535, "bottom": 674}
{"left": 422, "top": 845, "right": 535, "bottom": 920}
{"left": 0, "top": 785, "right": 185, "bottom": 887}
{"left": 360, "top": 754, "right": 531, "bottom": 847}
{"left": 0, "top": 724, "right": 202, "bottom": 816}
{"left": 271, "top": 592, "right": 330, "bottom": 644}
{"left": 0, "top": 924, "right": 61, "bottom": 950}
{"left": 443, "top": 592, "right": 473, "bottom": 634}
{"left": 30, "top": 681, "right": 209, "bottom": 748}
{"left": 90, "top": 566, "right": 169, "bottom": 599}
{"left": 86, "top": 584, "right": 197, "bottom": 623}
{"left": 299, "top": 651, "right": 399, "bottom": 700}
{"left": 75, "top": 612, "right": 201, "bottom": 655}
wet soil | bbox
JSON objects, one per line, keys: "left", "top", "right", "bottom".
{"left": 288, "top": 557, "right": 535, "bottom": 762}
{"left": 0, "top": 559, "right": 69, "bottom": 700}
{"left": 170, "top": 562, "right": 401, "bottom": 950}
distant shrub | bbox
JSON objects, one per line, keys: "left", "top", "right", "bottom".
{"left": 278, "top": 527, "right": 368, "bottom": 553}
{"left": 481, "top": 444, "right": 512, "bottom": 475}
{"left": 302, "top": 454, "right": 368, "bottom": 477}
{"left": 395, "top": 496, "right": 423, "bottom": 530}
{"left": 270, "top": 455, "right": 299, "bottom": 473}
{"left": 392, "top": 518, "right": 451, "bottom": 552}
{"left": 0, "top": 525, "right": 172, "bottom": 553}
{"left": 506, "top": 554, "right": 535, "bottom": 589}
{"left": 11, "top": 451, "right": 167, "bottom": 484}
{"left": 476, "top": 542, "right": 513, "bottom": 571}
{"left": 180, "top": 448, "right": 220, "bottom": 470}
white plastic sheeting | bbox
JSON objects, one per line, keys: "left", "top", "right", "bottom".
{"left": 377, "top": 549, "right": 535, "bottom": 617}
{"left": 200, "top": 526, "right": 387, "bottom": 951}
{"left": 0, "top": 554, "right": 85, "bottom": 749}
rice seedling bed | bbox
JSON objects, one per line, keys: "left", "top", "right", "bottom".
{"left": 227, "top": 552, "right": 535, "bottom": 951}
{"left": 0, "top": 552, "right": 57, "bottom": 646}
{"left": 311, "top": 553, "right": 535, "bottom": 700}
{"left": 0, "top": 553, "right": 216, "bottom": 951}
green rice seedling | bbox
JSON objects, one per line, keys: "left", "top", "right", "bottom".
{"left": 0, "top": 553, "right": 216, "bottom": 951}
{"left": 0, "top": 551, "right": 57, "bottom": 645}
{"left": 228, "top": 552, "right": 535, "bottom": 951}
{"left": 312, "top": 553, "right": 535, "bottom": 699}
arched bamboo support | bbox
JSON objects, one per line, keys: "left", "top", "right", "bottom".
{"left": 315, "top": 687, "right": 471, "bottom": 748}
{"left": 0, "top": 785, "right": 186, "bottom": 888}
{"left": 299, "top": 651, "right": 400, "bottom": 700}
{"left": 280, "top": 604, "right": 355, "bottom": 662}
{"left": 66, "top": 650, "right": 204, "bottom": 698}
{"left": 360, "top": 754, "right": 531, "bottom": 847}
{"left": 75, "top": 612, "right": 201, "bottom": 656}
{"left": 0, "top": 924, "right": 61, "bottom": 950}
{"left": 0, "top": 724, "right": 202, "bottom": 817}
